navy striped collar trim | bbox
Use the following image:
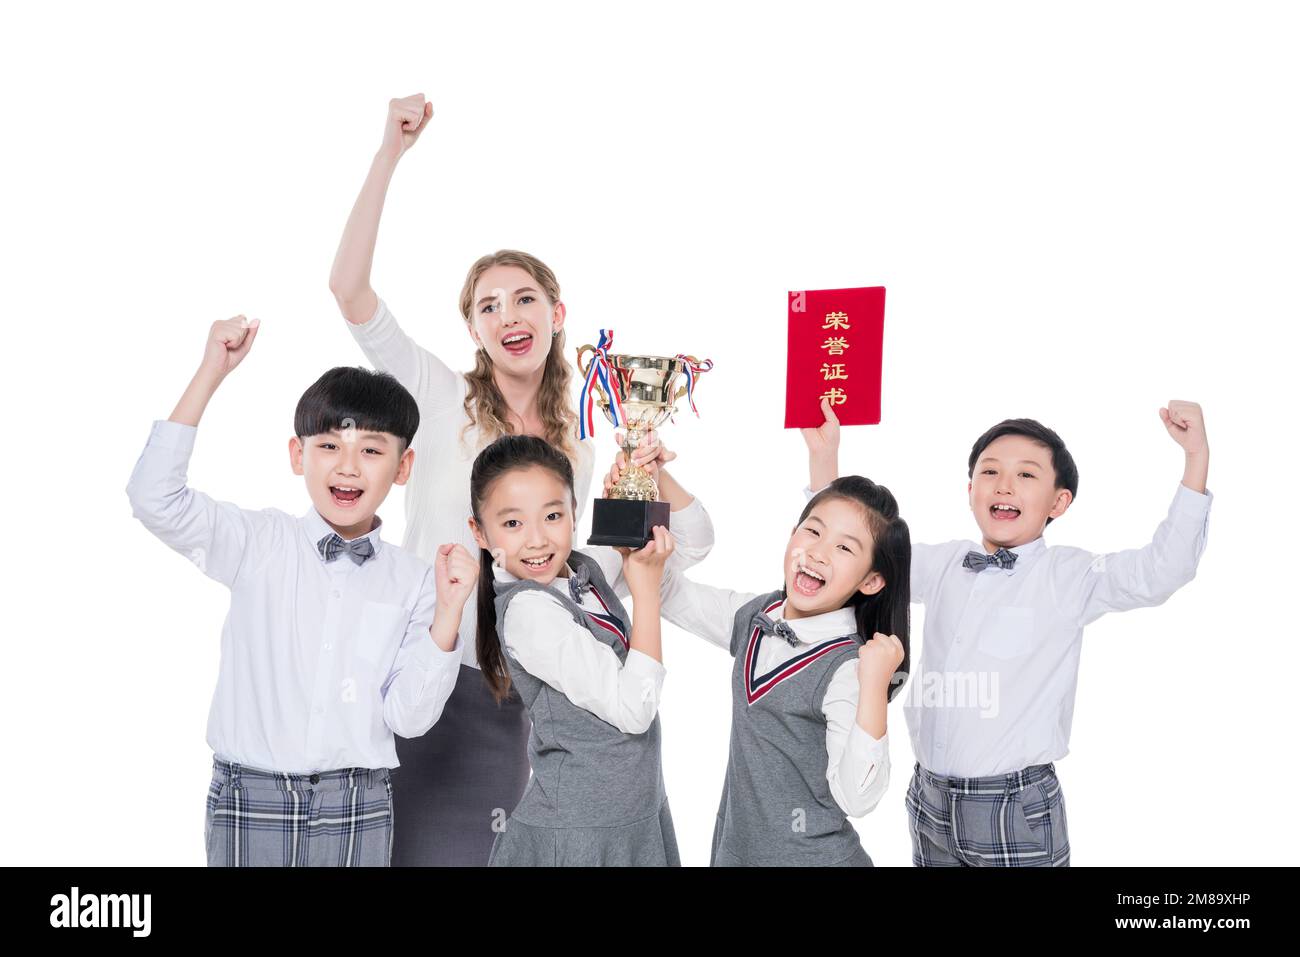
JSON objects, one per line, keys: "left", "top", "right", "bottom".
{"left": 582, "top": 584, "right": 627, "bottom": 649}
{"left": 743, "top": 599, "right": 857, "bottom": 704}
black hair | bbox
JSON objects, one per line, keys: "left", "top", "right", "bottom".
{"left": 790, "top": 476, "right": 912, "bottom": 702}
{"left": 294, "top": 366, "right": 420, "bottom": 454}
{"left": 966, "top": 418, "right": 1078, "bottom": 525}
{"left": 470, "top": 434, "right": 577, "bottom": 702}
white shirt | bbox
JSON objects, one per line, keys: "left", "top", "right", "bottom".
{"left": 807, "top": 482, "right": 1214, "bottom": 777}
{"left": 346, "top": 297, "right": 597, "bottom": 670}
{"left": 125, "top": 418, "right": 463, "bottom": 774}
{"left": 657, "top": 570, "right": 890, "bottom": 817}
{"left": 492, "top": 498, "right": 717, "bottom": 735}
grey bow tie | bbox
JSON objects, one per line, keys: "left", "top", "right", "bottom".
{"left": 751, "top": 610, "right": 800, "bottom": 647}
{"left": 318, "top": 532, "right": 375, "bottom": 566}
{"left": 567, "top": 563, "right": 592, "bottom": 603}
{"left": 962, "top": 547, "right": 1017, "bottom": 572}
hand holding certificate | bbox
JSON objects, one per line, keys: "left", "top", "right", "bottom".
{"left": 784, "top": 286, "right": 885, "bottom": 429}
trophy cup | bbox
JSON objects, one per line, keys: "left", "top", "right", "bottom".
{"left": 577, "top": 330, "right": 713, "bottom": 547}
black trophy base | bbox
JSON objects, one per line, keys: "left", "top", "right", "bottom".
{"left": 587, "top": 498, "right": 672, "bottom": 548}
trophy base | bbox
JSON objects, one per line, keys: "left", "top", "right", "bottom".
{"left": 587, "top": 498, "right": 671, "bottom": 548}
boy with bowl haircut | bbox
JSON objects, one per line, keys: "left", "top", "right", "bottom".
{"left": 804, "top": 398, "right": 1212, "bottom": 865}
{"left": 126, "top": 315, "right": 474, "bottom": 866}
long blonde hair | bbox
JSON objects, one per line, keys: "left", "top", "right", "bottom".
{"left": 458, "top": 250, "right": 578, "bottom": 461}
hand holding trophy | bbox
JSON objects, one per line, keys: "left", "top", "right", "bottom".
{"left": 577, "top": 329, "right": 713, "bottom": 547}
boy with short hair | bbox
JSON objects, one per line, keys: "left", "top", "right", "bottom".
{"left": 805, "top": 398, "right": 1212, "bottom": 866}
{"left": 126, "top": 315, "right": 475, "bottom": 866}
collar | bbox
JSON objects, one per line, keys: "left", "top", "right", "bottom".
{"left": 972, "top": 534, "right": 1047, "bottom": 574}
{"left": 772, "top": 601, "right": 858, "bottom": 645}
{"left": 491, "top": 559, "right": 575, "bottom": 593}
{"left": 1006, "top": 535, "right": 1046, "bottom": 564}
{"left": 301, "top": 507, "right": 385, "bottom": 561}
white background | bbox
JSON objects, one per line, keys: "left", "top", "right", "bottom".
{"left": 3, "top": 0, "right": 1296, "bottom": 866}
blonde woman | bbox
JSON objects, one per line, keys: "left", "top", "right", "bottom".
{"left": 328, "top": 95, "right": 713, "bottom": 865}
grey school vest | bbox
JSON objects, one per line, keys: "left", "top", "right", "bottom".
{"left": 711, "top": 590, "right": 869, "bottom": 866}
{"left": 492, "top": 549, "right": 668, "bottom": 829}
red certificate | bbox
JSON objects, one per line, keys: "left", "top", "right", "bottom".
{"left": 784, "top": 286, "right": 885, "bottom": 429}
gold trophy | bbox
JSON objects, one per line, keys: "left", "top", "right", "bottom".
{"left": 577, "top": 335, "right": 713, "bottom": 547}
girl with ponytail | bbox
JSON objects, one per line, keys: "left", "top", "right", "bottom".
{"left": 657, "top": 413, "right": 911, "bottom": 867}
{"left": 468, "top": 433, "right": 709, "bottom": 866}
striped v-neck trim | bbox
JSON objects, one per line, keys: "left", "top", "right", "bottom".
{"left": 583, "top": 584, "right": 627, "bottom": 649}
{"left": 743, "top": 599, "right": 857, "bottom": 704}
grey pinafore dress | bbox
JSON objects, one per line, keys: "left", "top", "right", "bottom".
{"left": 711, "top": 590, "right": 873, "bottom": 867}
{"left": 488, "top": 549, "right": 680, "bottom": 866}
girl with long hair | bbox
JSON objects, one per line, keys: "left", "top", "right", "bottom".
{"left": 470, "top": 434, "right": 691, "bottom": 865}
{"left": 658, "top": 466, "right": 911, "bottom": 865}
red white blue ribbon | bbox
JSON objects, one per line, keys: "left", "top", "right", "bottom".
{"left": 674, "top": 354, "right": 713, "bottom": 417}
{"left": 579, "top": 329, "right": 626, "bottom": 440}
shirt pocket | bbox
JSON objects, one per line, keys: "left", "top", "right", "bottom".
{"left": 356, "top": 599, "right": 412, "bottom": 666}
{"left": 977, "top": 605, "right": 1035, "bottom": 659}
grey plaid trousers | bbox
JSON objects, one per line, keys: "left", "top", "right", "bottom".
{"left": 906, "top": 761, "right": 1070, "bottom": 866}
{"left": 205, "top": 757, "right": 394, "bottom": 867}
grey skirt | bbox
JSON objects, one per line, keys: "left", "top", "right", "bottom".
{"left": 488, "top": 796, "right": 681, "bottom": 867}
{"left": 390, "top": 664, "right": 530, "bottom": 866}
{"left": 711, "top": 840, "right": 873, "bottom": 867}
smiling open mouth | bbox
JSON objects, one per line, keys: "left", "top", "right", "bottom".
{"left": 520, "top": 553, "right": 554, "bottom": 572}
{"left": 502, "top": 332, "right": 533, "bottom": 356}
{"left": 792, "top": 563, "right": 826, "bottom": 596}
{"left": 990, "top": 504, "right": 1021, "bottom": 521}
{"left": 331, "top": 486, "right": 364, "bottom": 507}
